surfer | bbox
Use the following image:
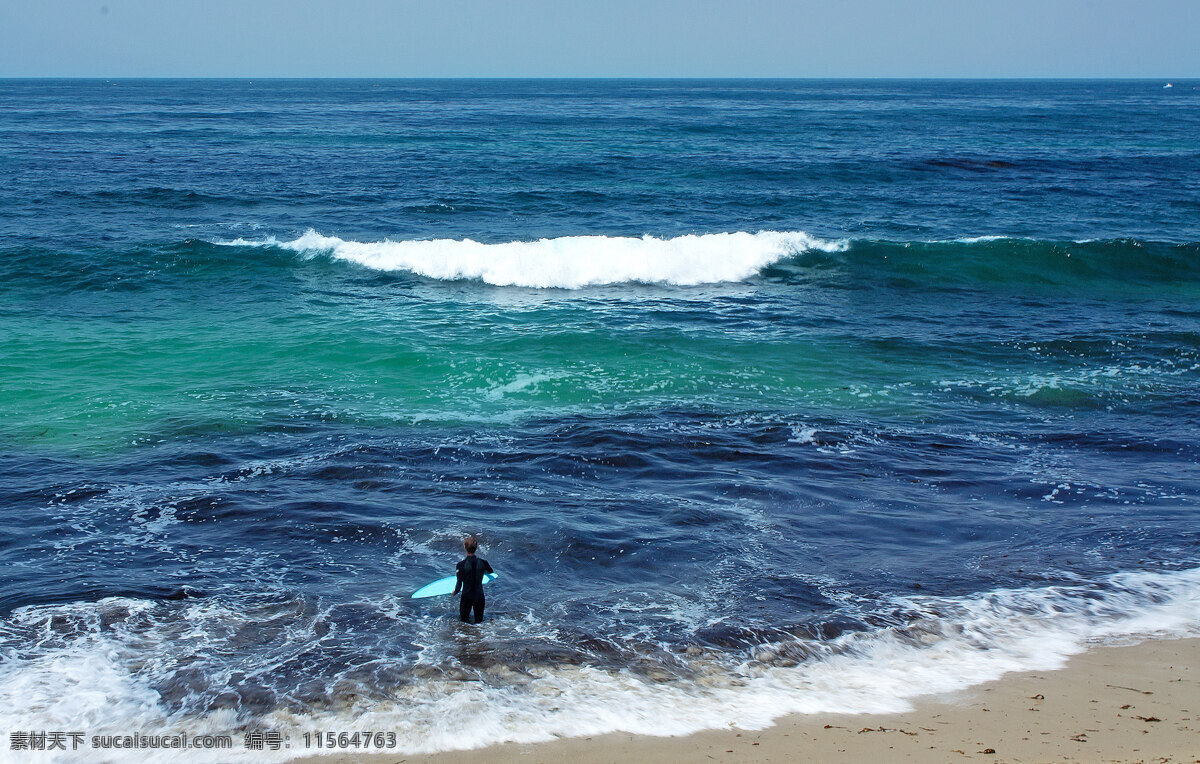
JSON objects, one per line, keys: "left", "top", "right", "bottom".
{"left": 453, "top": 535, "right": 494, "bottom": 624}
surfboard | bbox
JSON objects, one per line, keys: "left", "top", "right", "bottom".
{"left": 411, "top": 571, "right": 498, "bottom": 599}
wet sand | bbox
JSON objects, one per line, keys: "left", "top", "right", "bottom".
{"left": 295, "top": 637, "right": 1199, "bottom": 763}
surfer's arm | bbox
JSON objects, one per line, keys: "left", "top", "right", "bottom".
{"left": 482, "top": 560, "right": 494, "bottom": 574}
{"left": 452, "top": 564, "right": 463, "bottom": 595}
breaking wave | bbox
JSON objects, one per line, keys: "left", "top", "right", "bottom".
{"left": 223, "top": 230, "right": 847, "bottom": 288}
{"left": 206, "top": 231, "right": 1200, "bottom": 291}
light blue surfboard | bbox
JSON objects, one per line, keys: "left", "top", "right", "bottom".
{"left": 411, "top": 571, "right": 498, "bottom": 599}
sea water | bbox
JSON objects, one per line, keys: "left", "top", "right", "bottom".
{"left": 1, "top": 79, "right": 1199, "bottom": 760}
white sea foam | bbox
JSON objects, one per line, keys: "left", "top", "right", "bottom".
{"left": 946, "top": 235, "right": 1013, "bottom": 244}
{"left": 1, "top": 568, "right": 1198, "bottom": 762}
{"left": 483, "top": 371, "right": 561, "bottom": 401}
{"left": 223, "top": 230, "right": 847, "bottom": 288}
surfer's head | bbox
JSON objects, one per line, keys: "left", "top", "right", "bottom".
{"left": 463, "top": 535, "right": 478, "bottom": 554}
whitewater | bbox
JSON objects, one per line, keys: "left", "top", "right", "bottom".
{"left": 224, "top": 230, "right": 849, "bottom": 288}
{"left": 2, "top": 568, "right": 1198, "bottom": 763}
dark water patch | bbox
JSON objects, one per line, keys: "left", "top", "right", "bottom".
{"left": 919, "top": 157, "right": 1022, "bottom": 172}
{"left": 764, "top": 238, "right": 1200, "bottom": 292}
{"left": 49, "top": 186, "right": 255, "bottom": 209}
{"left": 0, "top": 238, "right": 313, "bottom": 299}
{"left": 5, "top": 410, "right": 1196, "bottom": 613}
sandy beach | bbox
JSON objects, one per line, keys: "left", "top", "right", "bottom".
{"left": 296, "top": 637, "right": 1199, "bottom": 764}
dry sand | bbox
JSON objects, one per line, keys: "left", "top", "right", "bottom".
{"left": 296, "top": 637, "right": 1199, "bottom": 764}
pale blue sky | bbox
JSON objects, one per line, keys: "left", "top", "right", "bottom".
{"left": 0, "top": 0, "right": 1196, "bottom": 78}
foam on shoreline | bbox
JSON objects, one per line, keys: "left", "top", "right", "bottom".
{"left": 2, "top": 568, "right": 1198, "bottom": 762}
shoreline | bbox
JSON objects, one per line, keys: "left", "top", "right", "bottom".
{"left": 295, "top": 636, "right": 1200, "bottom": 763}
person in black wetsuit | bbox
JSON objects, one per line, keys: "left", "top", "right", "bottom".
{"left": 452, "top": 535, "right": 494, "bottom": 624}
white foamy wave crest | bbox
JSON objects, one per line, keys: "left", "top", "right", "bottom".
{"left": 2, "top": 568, "right": 1198, "bottom": 762}
{"left": 224, "top": 230, "right": 846, "bottom": 288}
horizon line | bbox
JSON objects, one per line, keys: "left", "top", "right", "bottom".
{"left": 0, "top": 75, "right": 1193, "bottom": 82}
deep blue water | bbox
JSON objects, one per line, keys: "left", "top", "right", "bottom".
{"left": 1, "top": 79, "right": 1199, "bottom": 757}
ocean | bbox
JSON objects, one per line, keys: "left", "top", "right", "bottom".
{"left": 1, "top": 78, "right": 1198, "bottom": 760}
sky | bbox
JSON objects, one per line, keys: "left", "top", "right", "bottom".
{"left": 0, "top": 0, "right": 1196, "bottom": 78}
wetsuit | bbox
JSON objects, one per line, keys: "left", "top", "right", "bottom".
{"left": 453, "top": 554, "right": 494, "bottom": 623}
